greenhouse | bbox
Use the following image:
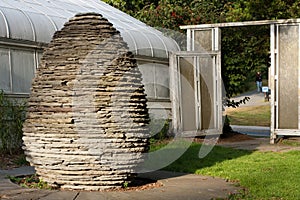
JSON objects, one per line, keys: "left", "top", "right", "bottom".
{"left": 0, "top": 0, "right": 180, "bottom": 118}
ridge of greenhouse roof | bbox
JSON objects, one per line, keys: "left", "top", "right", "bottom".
{"left": 0, "top": 0, "right": 180, "bottom": 58}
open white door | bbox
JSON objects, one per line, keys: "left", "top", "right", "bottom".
{"left": 270, "top": 23, "right": 300, "bottom": 143}
{"left": 170, "top": 51, "right": 222, "bottom": 136}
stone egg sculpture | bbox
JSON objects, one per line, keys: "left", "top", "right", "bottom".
{"left": 22, "top": 13, "right": 149, "bottom": 190}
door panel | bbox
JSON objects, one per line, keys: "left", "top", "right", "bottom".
{"left": 277, "top": 25, "right": 299, "bottom": 129}
{"left": 171, "top": 52, "right": 220, "bottom": 134}
{"left": 179, "top": 57, "right": 196, "bottom": 131}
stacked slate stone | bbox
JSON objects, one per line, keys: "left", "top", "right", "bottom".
{"left": 22, "top": 13, "right": 149, "bottom": 191}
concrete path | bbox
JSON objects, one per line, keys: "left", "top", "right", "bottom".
{"left": 229, "top": 90, "right": 269, "bottom": 107}
{"left": 231, "top": 125, "right": 270, "bottom": 137}
{"left": 0, "top": 167, "right": 239, "bottom": 200}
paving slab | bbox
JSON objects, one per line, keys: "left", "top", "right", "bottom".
{"left": 0, "top": 168, "right": 239, "bottom": 200}
{"left": 74, "top": 171, "right": 239, "bottom": 200}
{"left": 0, "top": 166, "right": 36, "bottom": 178}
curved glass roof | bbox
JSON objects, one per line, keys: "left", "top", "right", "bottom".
{"left": 0, "top": 0, "right": 180, "bottom": 58}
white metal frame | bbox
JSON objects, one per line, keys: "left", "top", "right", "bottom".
{"left": 182, "top": 19, "right": 300, "bottom": 143}
{"left": 270, "top": 23, "right": 300, "bottom": 143}
{"left": 171, "top": 27, "right": 222, "bottom": 136}
{"left": 170, "top": 51, "right": 222, "bottom": 136}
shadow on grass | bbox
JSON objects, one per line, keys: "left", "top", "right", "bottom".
{"left": 139, "top": 142, "right": 252, "bottom": 180}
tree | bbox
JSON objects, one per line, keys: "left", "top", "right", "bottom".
{"left": 221, "top": 26, "right": 270, "bottom": 99}
{"left": 135, "top": 0, "right": 267, "bottom": 99}
{"left": 223, "top": 0, "right": 300, "bottom": 98}
{"left": 136, "top": 0, "right": 229, "bottom": 30}
{"left": 102, "top": 0, "right": 159, "bottom": 17}
{"left": 103, "top": 0, "right": 300, "bottom": 100}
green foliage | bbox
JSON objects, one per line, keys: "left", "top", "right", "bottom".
{"left": 221, "top": 0, "right": 300, "bottom": 98}
{"left": 289, "top": 1, "right": 300, "bottom": 18}
{"left": 221, "top": 26, "right": 270, "bottom": 97}
{"left": 149, "top": 118, "right": 170, "bottom": 143}
{"left": 105, "top": 0, "right": 300, "bottom": 99}
{"left": 135, "top": 0, "right": 229, "bottom": 33}
{"left": 9, "top": 174, "right": 52, "bottom": 190}
{"left": 13, "top": 154, "right": 29, "bottom": 166}
{"left": 0, "top": 90, "right": 27, "bottom": 154}
{"left": 102, "top": 0, "right": 159, "bottom": 17}
{"left": 222, "top": 115, "right": 232, "bottom": 134}
{"left": 225, "top": 0, "right": 297, "bottom": 22}
{"left": 122, "top": 181, "right": 129, "bottom": 189}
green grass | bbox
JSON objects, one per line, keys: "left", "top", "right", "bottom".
{"left": 154, "top": 142, "right": 300, "bottom": 199}
{"left": 280, "top": 140, "right": 300, "bottom": 147}
{"left": 226, "top": 105, "right": 270, "bottom": 126}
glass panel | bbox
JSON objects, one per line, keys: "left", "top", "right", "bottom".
{"left": 27, "top": 12, "right": 57, "bottom": 43}
{"left": 155, "top": 64, "right": 169, "bottom": 98}
{"left": 278, "top": 25, "right": 299, "bottom": 129}
{"left": 54, "top": 0, "right": 89, "bottom": 13}
{"left": 0, "top": 0, "right": 179, "bottom": 59}
{"left": 37, "top": 51, "right": 43, "bottom": 68}
{"left": 0, "top": 9, "right": 8, "bottom": 38}
{"left": 11, "top": 49, "right": 35, "bottom": 93}
{"left": 179, "top": 57, "right": 196, "bottom": 131}
{"left": 162, "top": 36, "right": 180, "bottom": 51}
{"left": 118, "top": 31, "right": 136, "bottom": 54}
{"left": 131, "top": 31, "right": 152, "bottom": 57}
{"left": 46, "top": 6, "right": 73, "bottom": 18}
{"left": 1, "top": 0, "right": 15, "bottom": 9}
{"left": 80, "top": 0, "right": 140, "bottom": 24}
{"left": 199, "top": 56, "right": 214, "bottom": 129}
{"left": 1, "top": 7, "right": 34, "bottom": 41}
{"left": 50, "top": 16, "right": 67, "bottom": 31}
{"left": 138, "top": 64, "right": 155, "bottom": 98}
{"left": 194, "top": 29, "right": 212, "bottom": 52}
{"left": 0, "top": 48, "right": 11, "bottom": 92}
{"left": 145, "top": 32, "right": 167, "bottom": 58}
{"left": 25, "top": 1, "right": 66, "bottom": 18}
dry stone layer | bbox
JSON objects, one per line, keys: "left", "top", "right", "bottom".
{"left": 22, "top": 13, "right": 149, "bottom": 190}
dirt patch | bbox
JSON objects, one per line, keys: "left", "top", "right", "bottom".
{"left": 193, "top": 132, "right": 254, "bottom": 144}
{"left": 104, "top": 177, "right": 163, "bottom": 192}
{"left": 219, "top": 132, "right": 255, "bottom": 143}
{"left": 0, "top": 153, "right": 29, "bottom": 170}
{"left": 9, "top": 174, "right": 162, "bottom": 192}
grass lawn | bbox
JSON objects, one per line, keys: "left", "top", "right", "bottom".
{"left": 226, "top": 105, "right": 270, "bottom": 126}
{"left": 151, "top": 142, "right": 300, "bottom": 199}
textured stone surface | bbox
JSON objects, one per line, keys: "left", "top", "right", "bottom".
{"left": 22, "top": 13, "right": 149, "bottom": 190}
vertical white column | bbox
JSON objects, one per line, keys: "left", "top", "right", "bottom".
{"left": 187, "top": 29, "right": 192, "bottom": 51}
{"left": 8, "top": 48, "right": 12, "bottom": 93}
{"left": 170, "top": 52, "right": 180, "bottom": 134}
{"left": 298, "top": 24, "right": 300, "bottom": 130}
{"left": 194, "top": 56, "right": 201, "bottom": 130}
{"left": 212, "top": 27, "right": 222, "bottom": 132}
{"left": 270, "top": 24, "right": 276, "bottom": 144}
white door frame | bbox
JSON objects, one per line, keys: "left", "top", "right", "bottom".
{"left": 270, "top": 23, "right": 300, "bottom": 143}
{"left": 170, "top": 51, "right": 222, "bottom": 136}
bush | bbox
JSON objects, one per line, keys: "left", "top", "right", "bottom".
{"left": 222, "top": 115, "right": 232, "bottom": 134}
{"left": 0, "top": 91, "right": 26, "bottom": 154}
{"left": 149, "top": 118, "right": 171, "bottom": 142}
